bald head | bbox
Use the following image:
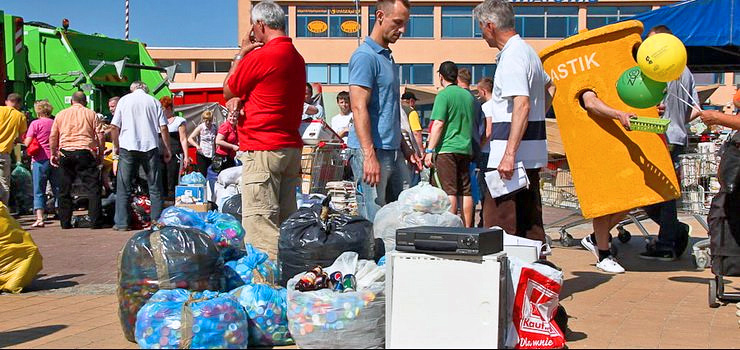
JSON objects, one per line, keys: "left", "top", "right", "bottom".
{"left": 72, "top": 91, "right": 87, "bottom": 106}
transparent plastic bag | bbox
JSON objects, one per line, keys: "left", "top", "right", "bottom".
{"left": 117, "top": 226, "right": 224, "bottom": 342}
{"left": 158, "top": 206, "right": 207, "bottom": 230}
{"left": 203, "top": 211, "right": 246, "bottom": 261}
{"left": 373, "top": 202, "right": 463, "bottom": 253}
{"left": 231, "top": 284, "right": 293, "bottom": 346}
{"left": 278, "top": 202, "right": 373, "bottom": 286}
{"left": 224, "top": 244, "right": 279, "bottom": 291}
{"left": 286, "top": 252, "right": 385, "bottom": 349}
{"left": 398, "top": 182, "right": 451, "bottom": 214}
{"left": 135, "top": 289, "right": 248, "bottom": 349}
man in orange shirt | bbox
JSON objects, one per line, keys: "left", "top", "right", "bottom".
{"left": 0, "top": 93, "right": 27, "bottom": 206}
{"left": 49, "top": 91, "right": 104, "bottom": 229}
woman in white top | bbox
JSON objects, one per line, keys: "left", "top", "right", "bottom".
{"left": 188, "top": 110, "right": 218, "bottom": 177}
{"left": 160, "top": 96, "right": 189, "bottom": 198}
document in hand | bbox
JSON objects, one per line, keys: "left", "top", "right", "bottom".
{"left": 485, "top": 162, "right": 529, "bottom": 199}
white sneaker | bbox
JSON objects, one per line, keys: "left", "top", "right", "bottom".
{"left": 596, "top": 256, "right": 625, "bottom": 274}
{"left": 581, "top": 236, "right": 598, "bottom": 259}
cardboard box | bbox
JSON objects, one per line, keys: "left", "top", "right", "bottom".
{"left": 175, "top": 202, "right": 210, "bottom": 213}
{"left": 175, "top": 185, "right": 205, "bottom": 205}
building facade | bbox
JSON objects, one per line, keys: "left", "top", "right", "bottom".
{"left": 149, "top": 0, "right": 736, "bottom": 110}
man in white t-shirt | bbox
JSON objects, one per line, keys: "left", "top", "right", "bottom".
{"left": 330, "top": 91, "right": 353, "bottom": 143}
{"left": 474, "top": 0, "right": 555, "bottom": 243}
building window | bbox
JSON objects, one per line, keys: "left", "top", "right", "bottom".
{"left": 456, "top": 64, "right": 497, "bottom": 84}
{"left": 514, "top": 6, "right": 578, "bottom": 39}
{"left": 297, "top": 7, "right": 361, "bottom": 38}
{"left": 370, "top": 6, "right": 433, "bottom": 38}
{"left": 155, "top": 60, "right": 192, "bottom": 74}
{"left": 734, "top": 71, "right": 739, "bottom": 86}
{"left": 694, "top": 72, "right": 725, "bottom": 85}
{"left": 307, "top": 64, "right": 349, "bottom": 84}
{"left": 442, "top": 6, "right": 481, "bottom": 38}
{"left": 587, "top": 6, "right": 652, "bottom": 29}
{"left": 399, "top": 64, "right": 434, "bottom": 85}
{"left": 196, "top": 60, "right": 231, "bottom": 73}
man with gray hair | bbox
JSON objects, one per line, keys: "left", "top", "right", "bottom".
{"left": 111, "top": 81, "right": 172, "bottom": 230}
{"left": 223, "top": 1, "right": 305, "bottom": 259}
{"left": 474, "top": 0, "right": 555, "bottom": 243}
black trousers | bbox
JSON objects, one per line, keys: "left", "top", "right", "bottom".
{"left": 162, "top": 152, "right": 183, "bottom": 197}
{"left": 58, "top": 149, "right": 102, "bottom": 228}
{"left": 197, "top": 153, "right": 212, "bottom": 178}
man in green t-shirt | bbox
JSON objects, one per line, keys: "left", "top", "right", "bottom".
{"left": 423, "top": 61, "right": 475, "bottom": 227}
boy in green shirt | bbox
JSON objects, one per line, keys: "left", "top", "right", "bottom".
{"left": 423, "top": 61, "right": 475, "bottom": 227}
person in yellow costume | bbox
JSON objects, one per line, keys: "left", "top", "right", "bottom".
{"left": 539, "top": 20, "right": 681, "bottom": 273}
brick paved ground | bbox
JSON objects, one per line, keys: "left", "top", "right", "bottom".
{"left": 1, "top": 210, "right": 738, "bottom": 348}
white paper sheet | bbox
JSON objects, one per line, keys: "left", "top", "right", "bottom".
{"left": 484, "top": 163, "right": 529, "bottom": 198}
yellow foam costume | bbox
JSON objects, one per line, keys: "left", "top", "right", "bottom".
{"left": 0, "top": 203, "right": 42, "bottom": 293}
{"left": 539, "top": 21, "right": 680, "bottom": 219}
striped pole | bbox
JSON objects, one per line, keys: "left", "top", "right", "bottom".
{"left": 14, "top": 20, "right": 23, "bottom": 53}
{"left": 125, "top": 0, "right": 130, "bottom": 40}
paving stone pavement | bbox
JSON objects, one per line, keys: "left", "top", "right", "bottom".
{"left": 1, "top": 211, "right": 738, "bottom": 348}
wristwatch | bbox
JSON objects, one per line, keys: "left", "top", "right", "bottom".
{"left": 234, "top": 54, "right": 243, "bottom": 61}
{"left": 425, "top": 148, "right": 435, "bottom": 154}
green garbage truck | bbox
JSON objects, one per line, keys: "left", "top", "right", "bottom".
{"left": 1, "top": 11, "right": 173, "bottom": 116}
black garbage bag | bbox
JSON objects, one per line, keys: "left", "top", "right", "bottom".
{"left": 117, "top": 226, "right": 224, "bottom": 342}
{"left": 222, "top": 194, "right": 242, "bottom": 221}
{"left": 278, "top": 197, "right": 374, "bottom": 286}
{"left": 71, "top": 215, "right": 92, "bottom": 228}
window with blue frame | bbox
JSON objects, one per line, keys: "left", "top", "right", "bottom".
{"left": 442, "top": 6, "right": 481, "bottom": 38}
{"left": 370, "top": 6, "right": 434, "bottom": 38}
{"left": 514, "top": 6, "right": 579, "bottom": 39}
{"left": 456, "top": 64, "right": 497, "bottom": 84}
{"left": 586, "top": 6, "right": 652, "bottom": 30}
{"left": 306, "top": 64, "right": 349, "bottom": 84}
{"left": 399, "top": 64, "right": 434, "bottom": 85}
{"left": 297, "top": 7, "right": 361, "bottom": 38}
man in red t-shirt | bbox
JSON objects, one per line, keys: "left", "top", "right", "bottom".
{"left": 223, "top": 1, "right": 306, "bottom": 259}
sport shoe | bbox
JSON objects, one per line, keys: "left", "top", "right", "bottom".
{"left": 639, "top": 248, "right": 678, "bottom": 261}
{"left": 581, "top": 236, "right": 598, "bottom": 259}
{"left": 596, "top": 256, "right": 625, "bottom": 274}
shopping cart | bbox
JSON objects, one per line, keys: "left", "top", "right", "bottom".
{"left": 677, "top": 152, "right": 721, "bottom": 270}
{"left": 540, "top": 159, "right": 652, "bottom": 248}
{"left": 301, "top": 142, "right": 347, "bottom": 195}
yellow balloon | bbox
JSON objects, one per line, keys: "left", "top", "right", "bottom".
{"left": 637, "top": 33, "right": 687, "bottom": 82}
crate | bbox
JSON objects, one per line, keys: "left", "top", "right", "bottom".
{"left": 629, "top": 117, "right": 671, "bottom": 133}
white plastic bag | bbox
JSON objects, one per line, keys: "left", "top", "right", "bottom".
{"left": 217, "top": 165, "right": 243, "bottom": 186}
{"left": 398, "top": 182, "right": 451, "bottom": 214}
{"left": 506, "top": 257, "right": 565, "bottom": 349}
{"left": 286, "top": 252, "right": 385, "bottom": 349}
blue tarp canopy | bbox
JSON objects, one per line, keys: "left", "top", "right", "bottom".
{"left": 628, "top": 0, "right": 739, "bottom": 72}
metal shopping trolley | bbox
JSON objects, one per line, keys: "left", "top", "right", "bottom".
{"left": 677, "top": 152, "right": 722, "bottom": 270}
{"left": 540, "top": 158, "right": 656, "bottom": 248}
{"left": 300, "top": 142, "right": 347, "bottom": 195}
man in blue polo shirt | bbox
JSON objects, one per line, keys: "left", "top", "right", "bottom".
{"left": 348, "top": 0, "right": 418, "bottom": 221}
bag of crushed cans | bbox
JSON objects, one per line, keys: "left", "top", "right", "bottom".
{"left": 286, "top": 252, "right": 385, "bottom": 349}
{"left": 135, "top": 289, "right": 249, "bottom": 349}
{"left": 224, "top": 244, "right": 279, "bottom": 291}
{"left": 278, "top": 199, "right": 374, "bottom": 286}
{"left": 117, "top": 226, "right": 224, "bottom": 342}
{"left": 158, "top": 207, "right": 246, "bottom": 261}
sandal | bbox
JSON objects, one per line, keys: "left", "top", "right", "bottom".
{"left": 31, "top": 220, "right": 45, "bottom": 228}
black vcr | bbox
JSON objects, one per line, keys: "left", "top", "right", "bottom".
{"left": 395, "top": 226, "right": 504, "bottom": 256}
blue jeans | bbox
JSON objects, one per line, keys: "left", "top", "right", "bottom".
{"left": 350, "top": 148, "right": 410, "bottom": 222}
{"left": 115, "top": 148, "right": 163, "bottom": 229}
{"left": 31, "top": 159, "right": 58, "bottom": 211}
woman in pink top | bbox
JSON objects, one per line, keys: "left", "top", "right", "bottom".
{"left": 24, "top": 100, "right": 58, "bottom": 227}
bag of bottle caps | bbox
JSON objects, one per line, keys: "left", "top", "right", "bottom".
{"left": 158, "top": 207, "right": 246, "bottom": 261}
{"left": 230, "top": 283, "right": 293, "bottom": 346}
{"left": 224, "top": 244, "right": 279, "bottom": 291}
{"left": 278, "top": 199, "right": 374, "bottom": 286}
{"left": 286, "top": 252, "right": 385, "bottom": 349}
{"left": 117, "top": 226, "right": 224, "bottom": 342}
{"left": 180, "top": 172, "right": 207, "bottom": 185}
{"left": 135, "top": 289, "right": 248, "bottom": 349}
